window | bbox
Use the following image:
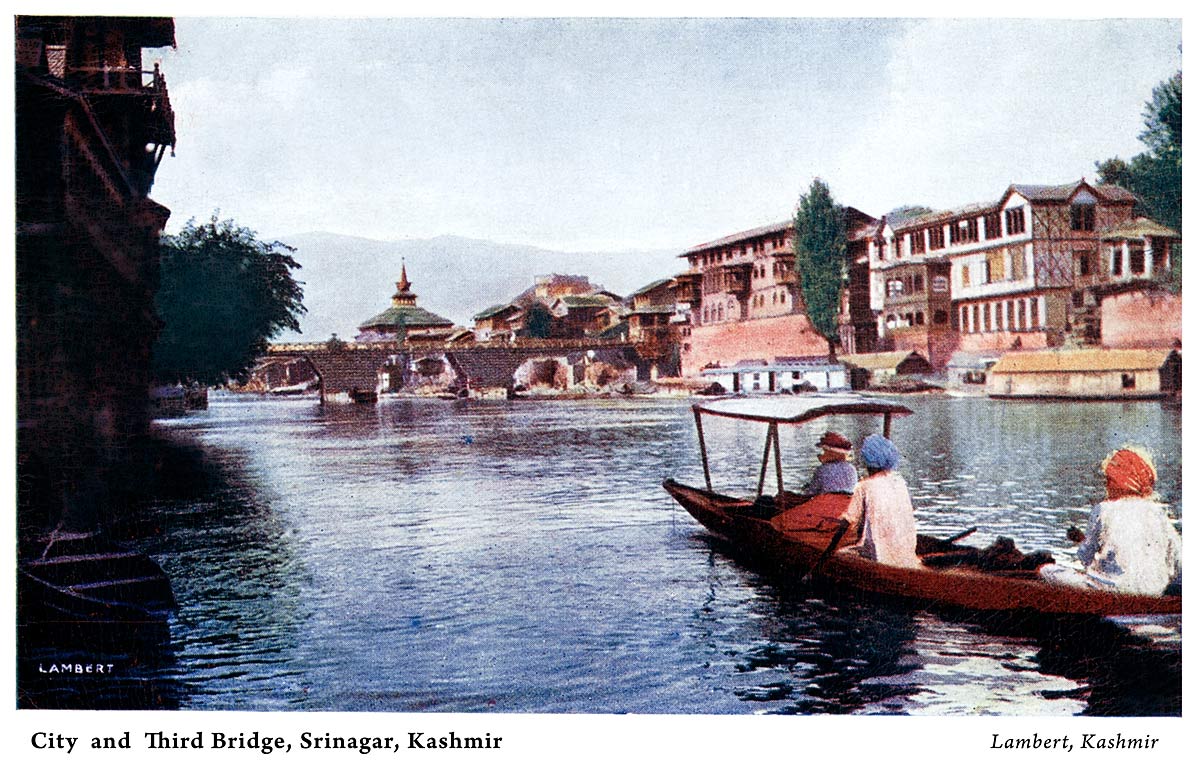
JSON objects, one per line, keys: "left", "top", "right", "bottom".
{"left": 910, "top": 231, "right": 925, "bottom": 255}
{"left": 1121, "top": 373, "right": 1136, "bottom": 389}
{"left": 1151, "top": 237, "right": 1169, "bottom": 272}
{"left": 1010, "top": 245, "right": 1027, "bottom": 281}
{"left": 932, "top": 276, "right": 949, "bottom": 293}
{"left": 892, "top": 239, "right": 901, "bottom": 259}
{"left": 1070, "top": 203, "right": 1096, "bottom": 231}
{"left": 915, "top": 311, "right": 925, "bottom": 326}
{"left": 1029, "top": 301, "right": 1039, "bottom": 328}
{"left": 933, "top": 309, "right": 948, "bottom": 325}
{"left": 1129, "top": 244, "right": 1145, "bottom": 274}
{"left": 987, "top": 251, "right": 1005, "bottom": 284}
{"left": 913, "top": 274, "right": 925, "bottom": 292}
{"left": 1005, "top": 301, "right": 1014, "bottom": 330}
{"left": 983, "top": 304, "right": 992, "bottom": 332}
{"left": 1111, "top": 246, "right": 1124, "bottom": 276}
{"left": 959, "top": 306, "right": 968, "bottom": 330}
{"left": 961, "top": 264, "right": 970, "bottom": 287}
{"left": 951, "top": 219, "right": 979, "bottom": 244}
{"left": 928, "top": 226, "right": 945, "bottom": 250}
{"left": 984, "top": 212, "right": 1002, "bottom": 240}
{"left": 1004, "top": 208, "right": 1025, "bottom": 235}
{"left": 1015, "top": 301, "right": 1024, "bottom": 331}
{"left": 1076, "top": 251, "right": 1094, "bottom": 277}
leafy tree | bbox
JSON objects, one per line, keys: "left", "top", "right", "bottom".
{"left": 522, "top": 302, "right": 554, "bottom": 339}
{"left": 1096, "top": 72, "right": 1181, "bottom": 234}
{"left": 793, "top": 178, "right": 848, "bottom": 350}
{"left": 153, "top": 215, "right": 305, "bottom": 385}
{"left": 1096, "top": 71, "right": 1182, "bottom": 292}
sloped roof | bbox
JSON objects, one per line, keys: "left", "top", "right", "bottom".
{"left": 886, "top": 181, "right": 1139, "bottom": 237}
{"left": 1099, "top": 217, "right": 1180, "bottom": 241}
{"left": 839, "top": 350, "right": 926, "bottom": 370}
{"left": 631, "top": 277, "right": 675, "bottom": 297}
{"left": 555, "top": 294, "right": 617, "bottom": 308}
{"left": 888, "top": 201, "right": 995, "bottom": 232}
{"left": 593, "top": 320, "right": 630, "bottom": 340}
{"left": 679, "top": 220, "right": 792, "bottom": 257}
{"left": 473, "top": 303, "right": 521, "bottom": 321}
{"left": 989, "top": 348, "right": 1176, "bottom": 375}
{"left": 623, "top": 304, "right": 675, "bottom": 317}
{"left": 359, "top": 306, "right": 454, "bottom": 330}
{"left": 1007, "top": 181, "right": 1137, "bottom": 204}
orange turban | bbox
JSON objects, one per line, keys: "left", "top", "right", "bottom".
{"left": 1102, "top": 447, "right": 1157, "bottom": 499}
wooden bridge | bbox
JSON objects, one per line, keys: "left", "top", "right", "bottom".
{"left": 265, "top": 338, "right": 644, "bottom": 401}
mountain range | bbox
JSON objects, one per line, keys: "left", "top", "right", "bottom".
{"left": 273, "top": 232, "right": 681, "bottom": 343}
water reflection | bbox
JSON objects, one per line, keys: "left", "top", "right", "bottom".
{"left": 21, "top": 393, "right": 1177, "bottom": 714}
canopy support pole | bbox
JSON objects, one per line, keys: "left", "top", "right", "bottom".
{"left": 756, "top": 422, "right": 774, "bottom": 498}
{"left": 694, "top": 407, "right": 712, "bottom": 492}
{"left": 883, "top": 412, "right": 893, "bottom": 438}
{"left": 772, "top": 423, "right": 784, "bottom": 496}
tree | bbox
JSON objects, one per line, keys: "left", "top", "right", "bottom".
{"left": 793, "top": 178, "right": 848, "bottom": 349}
{"left": 153, "top": 215, "right": 306, "bottom": 386}
{"left": 522, "top": 302, "right": 554, "bottom": 339}
{"left": 1096, "top": 71, "right": 1181, "bottom": 234}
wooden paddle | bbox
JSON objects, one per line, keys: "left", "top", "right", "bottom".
{"left": 800, "top": 519, "right": 850, "bottom": 584}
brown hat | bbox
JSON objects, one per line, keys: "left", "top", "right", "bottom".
{"left": 816, "top": 431, "right": 853, "bottom": 452}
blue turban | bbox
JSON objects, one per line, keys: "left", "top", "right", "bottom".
{"left": 861, "top": 433, "right": 900, "bottom": 471}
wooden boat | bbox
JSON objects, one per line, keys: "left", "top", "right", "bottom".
{"left": 18, "top": 531, "right": 176, "bottom": 624}
{"left": 664, "top": 394, "right": 1181, "bottom": 617}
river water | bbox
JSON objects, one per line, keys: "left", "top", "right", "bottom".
{"left": 20, "top": 393, "right": 1183, "bottom": 715}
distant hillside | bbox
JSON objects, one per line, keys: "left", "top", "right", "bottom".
{"left": 273, "top": 232, "right": 679, "bottom": 342}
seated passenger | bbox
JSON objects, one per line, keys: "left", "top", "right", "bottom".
{"left": 839, "top": 434, "right": 920, "bottom": 568}
{"left": 1039, "top": 446, "right": 1182, "bottom": 595}
{"left": 802, "top": 431, "right": 859, "bottom": 496}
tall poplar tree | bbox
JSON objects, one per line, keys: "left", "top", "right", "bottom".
{"left": 793, "top": 178, "right": 848, "bottom": 352}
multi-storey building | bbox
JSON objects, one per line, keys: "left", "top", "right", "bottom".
{"left": 674, "top": 211, "right": 877, "bottom": 376}
{"left": 16, "top": 16, "right": 176, "bottom": 532}
{"left": 870, "top": 180, "right": 1178, "bottom": 368}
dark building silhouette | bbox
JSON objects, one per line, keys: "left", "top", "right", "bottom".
{"left": 16, "top": 16, "right": 177, "bottom": 532}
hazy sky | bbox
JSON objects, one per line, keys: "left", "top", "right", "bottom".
{"left": 149, "top": 16, "right": 1182, "bottom": 252}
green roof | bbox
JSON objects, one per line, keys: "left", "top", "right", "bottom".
{"left": 631, "top": 277, "right": 674, "bottom": 297}
{"left": 472, "top": 303, "right": 520, "bottom": 321}
{"left": 556, "top": 295, "right": 614, "bottom": 308}
{"left": 359, "top": 306, "right": 454, "bottom": 330}
{"left": 593, "top": 320, "right": 629, "bottom": 339}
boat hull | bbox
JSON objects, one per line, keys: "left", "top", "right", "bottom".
{"left": 663, "top": 478, "right": 1181, "bottom": 617}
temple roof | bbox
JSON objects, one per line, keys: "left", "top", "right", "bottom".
{"left": 359, "top": 306, "right": 454, "bottom": 330}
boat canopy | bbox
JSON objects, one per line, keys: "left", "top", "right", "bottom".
{"left": 694, "top": 394, "right": 913, "bottom": 424}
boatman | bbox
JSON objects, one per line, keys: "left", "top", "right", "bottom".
{"left": 1039, "top": 446, "right": 1182, "bottom": 595}
{"left": 839, "top": 434, "right": 920, "bottom": 568}
{"left": 802, "top": 431, "right": 859, "bottom": 496}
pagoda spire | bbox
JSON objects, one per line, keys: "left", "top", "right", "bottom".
{"left": 392, "top": 259, "right": 417, "bottom": 307}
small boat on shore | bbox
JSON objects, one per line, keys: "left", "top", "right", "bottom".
{"left": 664, "top": 394, "right": 1181, "bottom": 618}
{"left": 18, "top": 531, "right": 176, "bottom": 624}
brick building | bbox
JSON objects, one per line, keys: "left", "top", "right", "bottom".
{"left": 870, "top": 180, "right": 1179, "bottom": 368}
{"left": 675, "top": 216, "right": 876, "bottom": 376}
